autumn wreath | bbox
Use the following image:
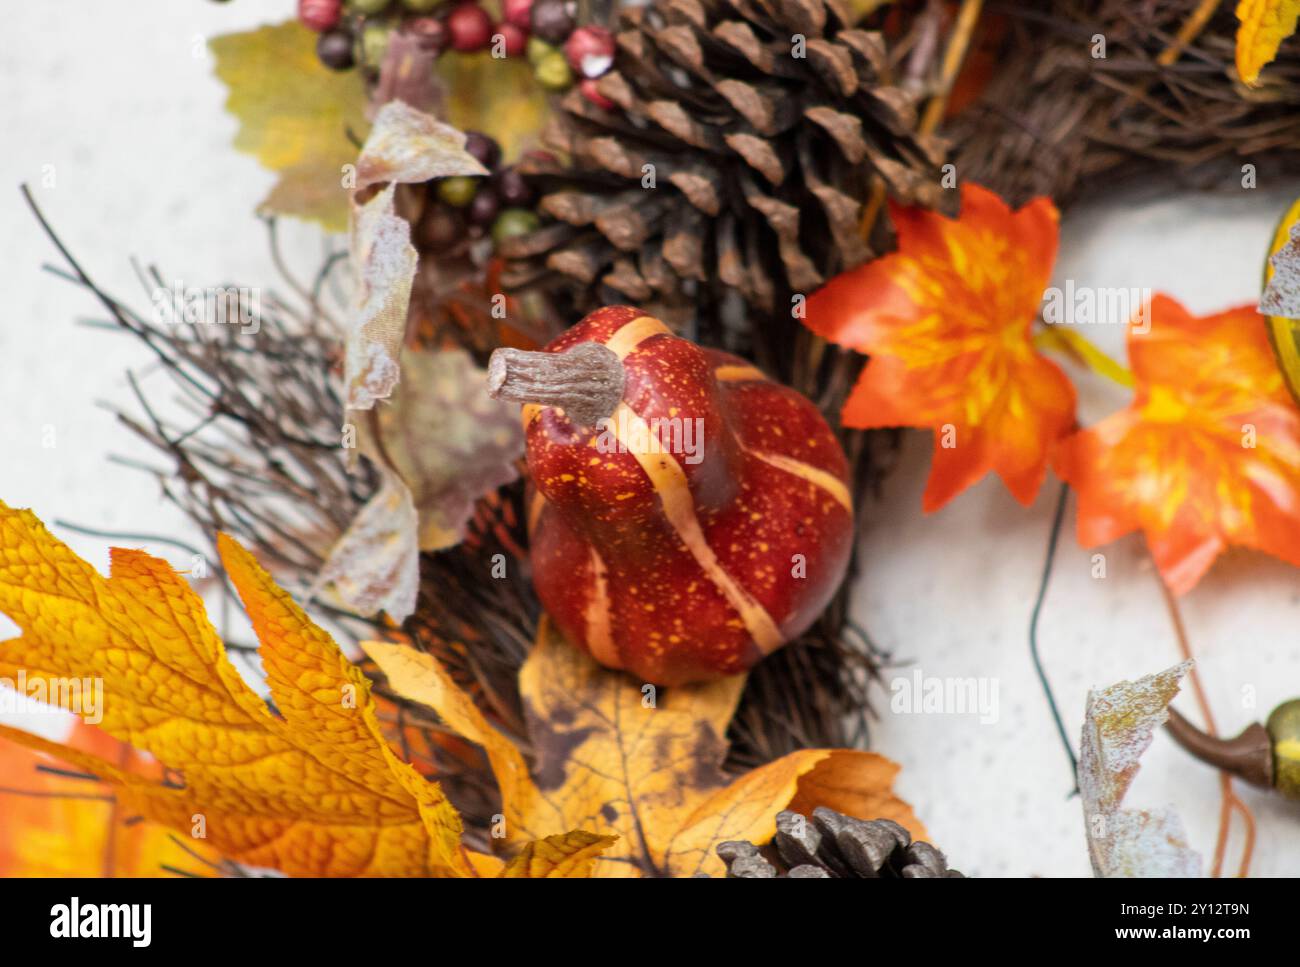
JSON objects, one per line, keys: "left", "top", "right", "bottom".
{"left": 5, "top": 0, "right": 1300, "bottom": 879}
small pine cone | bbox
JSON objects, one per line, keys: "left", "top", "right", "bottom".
{"left": 499, "top": 0, "right": 949, "bottom": 333}
{"left": 718, "top": 807, "right": 965, "bottom": 878}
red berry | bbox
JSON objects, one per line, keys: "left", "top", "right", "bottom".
{"left": 298, "top": 0, "right": 341, "bottom": 33}
{"left": 502, "top": 0, "right": 534, "bottom": 31}
{"left": 579, "top": 77, "right": 616, "bottom": 110}
{"left": 447, "top": 3, "right": 494, "bottom": 52}
{"left": 564, "top": 25, "right": 615, "bottom": 79}
{"left": 407, "top": 16, "right": 447, "bottom": 52}
{"left": 495, "top": 22, "right": 528, "bottom": 57}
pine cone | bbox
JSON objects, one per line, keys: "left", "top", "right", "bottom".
{"left": 717, "top": 807, "right": 965, "bottom": 877}
{"left": 500, "top": 0, "right": 948, "bottom": 334}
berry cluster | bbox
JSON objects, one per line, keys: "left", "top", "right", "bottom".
{"left": 415, "top": 130, "right": 542, "bottom": 253}
{"left": 300, "top": 0, "right": 616, "bottom": 105}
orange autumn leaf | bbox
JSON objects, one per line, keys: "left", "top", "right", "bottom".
{"left": 804, "top": 183, "right": 1074, "bottom": 511}
{"left": 365, "top": 620, "right": 925, "bottom": 878}
{"left": 1236, "top": 0, "right": 1300, "bottom": 86}
{"left": 0, "top": 502, "right": 480, "bottom": 877}
{"left": 1054, "top": 295, "right": 1300, "bottom": 594}
{"left": 0, "top": 720, "right": 219, "bottom": 877}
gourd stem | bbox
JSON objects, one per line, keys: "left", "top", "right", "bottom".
{"left": 1165, "top": 708, "right": 1274, "bottom": 791}
{"left": 487, "top": 343, "right": 625, "bottom": 428}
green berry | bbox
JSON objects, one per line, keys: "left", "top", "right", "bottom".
{"left": 360, "top": 21, "right": 391, "bottom": 68}
{"left": 401, "top": 0, "right": 440, "bottom": 9}
{"left": 533, "top": 49, "right": 573, "bottom": 91}
{"left": 492, "top": 207, "right": 541, "bottom": 245}
{"left": 526, "top": 36, "right": 556, "bottom": 65}
{"left": 350, "top": 0, "right": 392, "bottom": 13}
{"left": 437, "top": 176, "right": 481, "bottom": 208}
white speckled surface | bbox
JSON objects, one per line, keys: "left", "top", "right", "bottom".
{"left": 2, "top": 0, "right": 1299, "bottom": 877}
{"left": 858, "top": 182, "right": 1300, "bottom": 876}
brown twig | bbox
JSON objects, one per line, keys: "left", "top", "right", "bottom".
{"left": 1156, "top": 575, "right": 1256, "bottom": 879}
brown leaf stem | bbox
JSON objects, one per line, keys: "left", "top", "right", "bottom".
{"left": 1156, "top": 573, "right": 1256, "bottom": 878}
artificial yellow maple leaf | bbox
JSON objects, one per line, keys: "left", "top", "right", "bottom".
{"left": 1236, "top": 0, "right": 1300, "bottom": 85}
{"left": 365, "top": 619, "right": 924, "bottom": 878}
{"left": 500, "top": 830, "right": 619, "bottom": 878}
{"left": 210, "top": 20, "right": 368, "bottom": 231}
{"left": 0, "top": 502, "right": 479, "bottom": 876}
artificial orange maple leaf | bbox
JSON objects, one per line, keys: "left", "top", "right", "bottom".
{"left": 0, "top": 721, "right": 221, "bottom": 877}
{"left": 1054, "top": 295, "right": 1300, "bottom": 594}
{"left": 803, "top": 183, "right": 1074, "bottom": 511}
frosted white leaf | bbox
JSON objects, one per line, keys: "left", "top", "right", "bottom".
{"left": 344, "top": 183, "right": 416, "bottom": 410}
{"left": 355, "top": 100, "right": 488, "bottom": 191}
{"left": 1079, "top": 661, "right": 1202, "bottom": 878}
{"left": 1262, "top": 221, "right": 1300, "bottom": 318}
{"left": 310, "top": 469, "right": 419, "bottom": 622}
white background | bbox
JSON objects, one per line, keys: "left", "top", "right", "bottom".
{"left": 3, "top": 0, "right": 1299, "bottom": 876}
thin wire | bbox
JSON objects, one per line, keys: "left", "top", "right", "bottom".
{"left": 1029, "top": 480, "right": 1078, "bottom": 793}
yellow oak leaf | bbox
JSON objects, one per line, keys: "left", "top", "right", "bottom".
{"left": 365, "top": 619, "right": 925, "bottom": 878}
{"left": 499, "top": 830, "right": 619, "bottom": 878}
{"left": 0, "top": 502, "right": 480, "bottom": 877}
{"left": 210, "top": 20, "right": 368, "bottom": 232}
{"left": 1236, "top": 0, "right": 1300, "bottom": 85}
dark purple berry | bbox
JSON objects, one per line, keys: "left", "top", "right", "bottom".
{"left": 464, "top": 131, "right": 501, "bottom": 171}
{"left": 494, "top": 166, "right": 532, "bottom": 207}
{"left": 468, "top": 188, "right": 501, "bottom": 226}
{"left": 317, "top": 28, "right": 355, "bottom": 71}
{"left": 530, "top": 0, "right": 574, "bottom": 44}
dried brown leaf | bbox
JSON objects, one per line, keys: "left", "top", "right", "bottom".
{"left": 369, "top": 348, "right": 524, "bottom": 551}
{"left": 310, "top": 469, "right": 419, "bottom": 621}
{"left": 345, "top": 184, "right": 417, "bottom": 411}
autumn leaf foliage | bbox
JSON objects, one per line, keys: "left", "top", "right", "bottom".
{"left": 0, "top": 721, "right": 221, "bottom": 877}
{"left": 0, "top": 504, "right": 487, "bottom": 876}
{"left": 0, "top": 504, "right": 924, "bottom": 877}
{"left": 1235, "top": 0, "right": 1300, "bottom": 86}
{"left": 803, "top": 183, "right": 1074, "bottom": 511}
{"left": 366, "top": 623, "right": 924, "bottom": 878}
{"left": 1055, "top": 296, "right": 1300, "bottom": 594}
{"left": 0, "top": 503, "right": 609, "bottom": 877}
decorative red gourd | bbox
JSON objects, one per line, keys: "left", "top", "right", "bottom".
{"left": 489, "top": 306, "right": 853, "bottom": 685}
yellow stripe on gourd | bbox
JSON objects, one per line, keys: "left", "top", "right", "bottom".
{"left": 609, "top": 402, "right": 783, "bottom": 655}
